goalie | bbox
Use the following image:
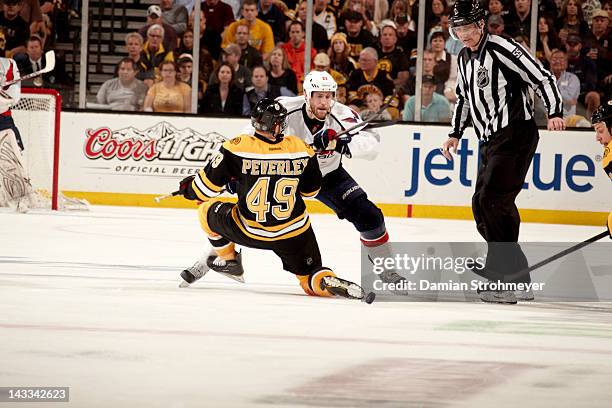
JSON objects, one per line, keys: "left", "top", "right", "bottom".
{"left": 0, "top": 56, "right": 29, "bottom": 210}
{"left": 177, "top": 98, "right": 369, "bottom": 301}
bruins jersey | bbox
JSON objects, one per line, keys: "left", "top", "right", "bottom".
{"left": 191, "top": 134, "right": 322, "bottom": 241}
{"left": 603, "top": 141, "right": 612, "bottom": 182}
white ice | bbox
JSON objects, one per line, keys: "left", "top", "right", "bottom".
{"left": 1, "top": 206, "right": 611, "bottom": 408}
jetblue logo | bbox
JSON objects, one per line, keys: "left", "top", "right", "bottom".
{"left": 404, "top": 132, "right": 595, "bottom": 197}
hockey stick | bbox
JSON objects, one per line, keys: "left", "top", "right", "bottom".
{"left": 2, "top": 51, "right": 56, "bottom": 88}
{"left": 506, "top": 230, "right": 610, "bottom": 281}
{"left": 154, "top": 190, "right": 181, "bottom": 203}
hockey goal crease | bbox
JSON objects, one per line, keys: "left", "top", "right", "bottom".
{"left": 0, "top": 88, "right": 88, "bottom": 211}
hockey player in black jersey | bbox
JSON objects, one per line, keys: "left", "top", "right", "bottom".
{"left": 592, "top": 100, "right": 612, "bottom": 182}
{"left": 177, "top": 98, "right": 370, "bottom": 301}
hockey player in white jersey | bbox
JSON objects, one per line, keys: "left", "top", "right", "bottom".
{"left": 0, "top": 57, "right": 28, "bottom": 210}
{"left": 244, "top": 70, "right": 405, "bottom": 285}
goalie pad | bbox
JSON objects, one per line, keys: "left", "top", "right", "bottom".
{"left": 0, "top": 128, "right": 34, "bottom": 207}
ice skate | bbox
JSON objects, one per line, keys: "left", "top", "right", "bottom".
{"left": 179, "top": 260, "right": 210, "bottom": 288}
{"left": 479, "top": 290, "right": 517, "bottom": 304}
{"left": 206, "top": 251, "right": 245, "bottom": 283}
{"left": 514, "top": 289, "right": 534, "bottom": 301}
{"left": 320, "top": 276, "right": 366, "bottom": 300}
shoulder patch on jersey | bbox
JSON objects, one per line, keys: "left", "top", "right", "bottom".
{"left": 230, "top": 137, "right": 241, "bottom": 145}
{"left": 512, "top": 46, "right": 523, "bottom": 58}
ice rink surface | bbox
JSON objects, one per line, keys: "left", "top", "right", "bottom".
{"left": 1, "top": 206, "right": 611, "bottom": 408}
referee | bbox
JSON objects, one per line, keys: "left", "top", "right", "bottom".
{"left": 440, "top": 0, "right": 565, "bottom": 304}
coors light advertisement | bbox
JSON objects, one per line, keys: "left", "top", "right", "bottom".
{"left": 83, "top": 122, "right": 227, "bottom": 178}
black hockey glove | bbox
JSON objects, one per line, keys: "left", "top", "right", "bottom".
{"left": 178, "top": 175, "right": 198, "bottom": 200}
{"left": 313, "top": 128, "right": 352, "bottom": 156}
{"left": 226, "top": 178, "right": 239, "bottom": 195}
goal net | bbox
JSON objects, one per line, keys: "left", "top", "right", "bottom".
{"left": 1, "top": 88, "right": 88, "bottom": 211}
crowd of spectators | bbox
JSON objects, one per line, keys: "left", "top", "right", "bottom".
{"left": 0, "top": 0, "right": 76, "bottom": 98}
{"left": 22, "top": 0, "right": 605, "bottom": 125}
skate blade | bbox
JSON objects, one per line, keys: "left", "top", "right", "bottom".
{"left": 324, "top": 277, "right": 365, "bottom": 300}
{"left": 215, "top": 271, "right": 245, "bottom": 283}
{"left": 179, "top": 280, "right": 190, "bottom": 288}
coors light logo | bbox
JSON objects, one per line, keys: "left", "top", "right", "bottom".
{"left": 84, "top": 122, "right": 227, "bottom": 163}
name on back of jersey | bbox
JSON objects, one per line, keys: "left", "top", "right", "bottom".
{"left": 241, "top": 158, "right": 310, "bottom": 176}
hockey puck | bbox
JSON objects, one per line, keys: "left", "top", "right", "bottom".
{"left": 365, "top": 292, "right": 376, "bottom": 304}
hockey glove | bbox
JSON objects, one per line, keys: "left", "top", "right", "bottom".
{"left": 313, "top": 128, "right": 352, "bottom": 156}
{"left": 312, "top": 128, "right": 337, "bottom": 152}
{"left": 226, "top": 178, "right": 239, "bottom": 195}
{"left": 178, "top": 175, "right": 198, "bottom": 201}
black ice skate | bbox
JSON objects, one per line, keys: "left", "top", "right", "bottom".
{"left": 179, "top": 260, "right": 210, "bottom": 288}
{"left": 206, "top": 252, "right": 245, "bottom": 283}
{"left": 320, "top": 276, "right": 369, "bottom": 301}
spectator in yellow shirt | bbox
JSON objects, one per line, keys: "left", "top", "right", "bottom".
{"left": 221, "top": 0, "right": 274, "bottom": 60}
{"left": 143, "top": 61, "right": 191, "bottom": 113}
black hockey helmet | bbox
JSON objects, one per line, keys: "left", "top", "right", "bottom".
{"left": 591, "top": 100, "right": 612, "bottom": 129}
{"left": 449, "top": 0, "right": 487, "bottom": 28}
{"left": 251, "top": 98, "right": 288, "bottom": 139}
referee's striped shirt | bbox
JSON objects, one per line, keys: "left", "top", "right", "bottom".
{"left": 450, "top": 33, "right": 563, "bottom": 142}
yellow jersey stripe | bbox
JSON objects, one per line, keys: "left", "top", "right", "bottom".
{"left": 193, "top": 175, "right": 218, "bottom": 199}
{"left": 231, "top": 207, "right": 311, "bottom": 241}
{"left": 300, "top": 188, "right": 320, "bottom": 198}
{"left": 224, "top": 135, "right": 315, "bottom": 157}
{"left": 239, "top": 210, "right": 307, "bottom": 232}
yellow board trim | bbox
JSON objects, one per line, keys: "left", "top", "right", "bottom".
{"left": 63, "top": 191, "right": 610, "bottom": 226}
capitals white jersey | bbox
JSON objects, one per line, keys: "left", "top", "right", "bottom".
{"left": 0, "top": 57, "right": 21, "bottom": 115}
{"left": 243, "top": 96, "right": 379, "bottom": 176}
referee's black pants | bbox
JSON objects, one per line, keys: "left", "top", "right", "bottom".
{"left": 472, "top": 119, "right": 539, "bottom": 283}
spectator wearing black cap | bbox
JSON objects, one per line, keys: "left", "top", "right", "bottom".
{"left": 209, "top": 43, "right": 252, "bottom": 90}
{"left": 139, "top": 5, "right": 178, "bottom": 52}
{"left": 394, "top": 14, "right": 417, "bottom": 59}
{"left": 0, "top": 0, "right": 29, "bottom": 57}
{"left": 375, "top": 20, "right": 410, "bottom": 90}
{"left": 402, "top": 74, "right": 451, "bottom": 122}
{"left": 566, "top": 32, "right": 601, "bottom": 117}
{"left": 339, "top": 9, "right": 376, "bottom": 60}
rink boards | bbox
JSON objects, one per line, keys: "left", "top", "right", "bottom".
{"left": 57, "top": 111, "right": 609, "bottom": 225}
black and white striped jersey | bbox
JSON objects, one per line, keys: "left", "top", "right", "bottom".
{"left": 450, "top": 33, "right": 563, "bottom": 142}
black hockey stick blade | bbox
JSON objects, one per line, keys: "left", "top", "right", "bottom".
{"left": 506, "top": 230, "right": 609, "bottom": 282}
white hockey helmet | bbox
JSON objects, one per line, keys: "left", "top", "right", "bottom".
{"left": 303, "top": 70, "right": 337, "bottom": 98}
